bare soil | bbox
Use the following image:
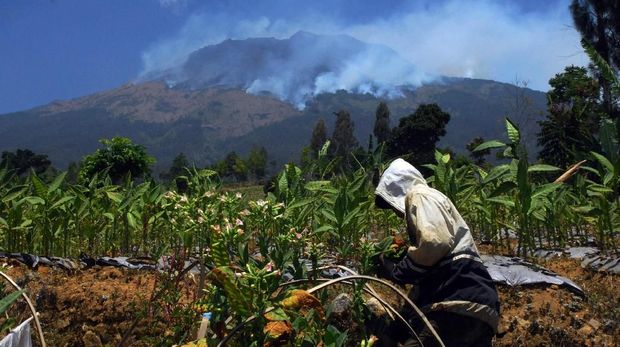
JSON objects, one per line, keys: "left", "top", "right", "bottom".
{"left": 1, "top": 253, "right": 618, "bottom": 346}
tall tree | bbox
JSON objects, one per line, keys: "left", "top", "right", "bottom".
{"left": 246, "top": 146, "right": 268, "bottom": 181}
{"left": 570, "top": 0, "right": 620, "bottom": 121}
{"left": 161, "top": 153, "right": 189, "bottom": 182}
{"left": 373, "top": 102, "right": 392, "bottom": 145}
{"left": 79, "top": 137, "right": 155, "bottom": 183}
{"left": 1, "top": 149, "right": 52, "bottom": 177}
{"left": 537, "top": 66, "right": 603, "bottom": 166}
{"left": 310, "top": 118, "right": 327, "bottom": 157}
{"left": 330, "top": 110, "right": 358, "bottom": 171}
{"left": 387, "top": 103, "right": 451, "bottom": 166}
{"left": 216, "top": 151, "right": 248, "bottom": 182}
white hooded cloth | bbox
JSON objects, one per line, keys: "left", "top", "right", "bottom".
{"left": 375, "top": 158, "right": 479, "bottom": 267}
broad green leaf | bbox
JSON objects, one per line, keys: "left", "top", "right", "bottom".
{"left": 603, "top": 172, "right": 614, "bottom": 186}
{"left": 208, "top": 267, "right": 250, "bottom": 316}
{"left": 528, "top": 164, "right": 561, "bottom": 173}
{"left": 127, "top": 212, "right": 138, "bottom": 228}
{"left": 25, "top": 196, "right": 45, "bottom": 205}
{"left": 2, "top": 187, "right": 25, "bottom": 204}
{"left": 0, "top": 217, "right": 6, "bottom": 227}
{"left": 106, "top": 191, "right": 122, "bottom": 203}
{"left": 530, "top": 208, "right": 547, "bottom": 221}
{"left": 474, "top": 140, "right": 506, "bottom": 152}
{"left": 313, "top": 225, "right": 333, "bottom": 234}
{"left": 482, "top": 165, "right": 510, "bottom": 184}
{"left": 277, "top": 172, "right": 288, "bottom": 195}
{"left": 304, "top": 180, "right": 331, "bottom": 191}
{"left": 579, "top": 165, "right": 600, "bottom": 176}
{"left": 265, "top": 308, "right": 289, "bottom": 321}
{"left": 286, "top": 198, "right": 314, "bottom": 210}
{"left": 489, "top": 181, "right": 516, "bottom": 197}
{"left": 442, "top": 152, "right": 451, "bottom": 164}
{"left": 48, "top": 172, "right": 67, "bottom": 193}
{"left": 30, "top": 173, "right": 48, "bottom": 197}
{"left": 588, "top": 185, "right": 614, "bottom": 194}
{"left": 50, "top": 196, "right": 75, "bottom": 210}
{"left": 486, "top": 196, "right": 515, "bottom": 208}
{"left": 532, "top": 183, "right": 561, "bottom": 200}
{"left": 0, "top": 290, "right": 24, "bottom": 315}
{"left": 505, "top": 118, "right": 520, "bottom": 144}
{"left": 590, "top": 151, "right": 614, "bottom": 174}
{"left": 341, "top": 205, "right": 362, "bottom": 228}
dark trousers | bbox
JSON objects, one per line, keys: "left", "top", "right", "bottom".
{"left": 377, "top": 311, "right": 494, "bottom": 347}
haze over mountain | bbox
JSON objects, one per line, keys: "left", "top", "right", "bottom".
{"left": 0, "top": 32, "right": 546, "bottom": 172}
{"left": 142, "top": 31, "right": 432, "bottom": 108}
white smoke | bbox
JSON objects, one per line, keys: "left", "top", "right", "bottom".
{"left": 140, "top": 0, "right": 587, "bottom": 104}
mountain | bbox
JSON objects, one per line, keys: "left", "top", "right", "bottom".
{"left": 0, "top": 32, "right": 547, "bottom": 173}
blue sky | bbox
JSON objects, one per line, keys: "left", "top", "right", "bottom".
{"left": 0, "top": 0, "right": 587, "bottom": 114}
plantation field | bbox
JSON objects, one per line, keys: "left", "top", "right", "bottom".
{"left": 0, "top": 120, "right": 618, "bottom": 346}
{"left": 1, "top": 247, "right": 618, "bottom": 346}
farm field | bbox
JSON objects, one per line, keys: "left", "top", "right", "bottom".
{"left": 0, "top": 119, "right": 619, "bottom": 346}
{"left": 1, "top": 246, "right": 617, "bottom": 346}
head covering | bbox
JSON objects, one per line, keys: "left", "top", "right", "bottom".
{"left": 374, "top": 158, "right": 426, "bottom": 214}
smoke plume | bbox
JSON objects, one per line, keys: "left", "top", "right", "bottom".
{"left": 139, "top": 0, "right": 587, "bottom": 106}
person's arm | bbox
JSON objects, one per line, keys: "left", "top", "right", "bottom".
{"left": 376, "top": 252, "right": 433, "bottom": 285}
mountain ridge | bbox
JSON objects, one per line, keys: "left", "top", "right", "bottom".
{"left": 0, "top": 32, "right": 547, "bottom": 172}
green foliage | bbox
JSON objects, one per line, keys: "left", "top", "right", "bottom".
{"left": 387, "top": 103, "right": 450, "bottom": 167}
{"left": 79, "top": 137, "right": 155, "bottom": 183}
{"left": 310, "top": 118, "right": 328, "bottom": 157}
{"left": 0, "top": 149, "right": 52, "bottom": 177}
{"left": 330, "top": 110, "right": 359, "bottom": 172}
{"left": 214, "top": 151, "right": 248, "bottom": 182}
{"left": 2, "top": 115, "right": 620, "bottom": 343}
{"left": 537, "top": 66, "right": 603, "bottom": 166}
{"left": 246, "top": 146, "right": 268, "bottom": 181}
{"left": 373, "top": 102, "right": 391, "bottom": 144}
{"left": 467, "top": 137, "right": 490, "bottom": 166}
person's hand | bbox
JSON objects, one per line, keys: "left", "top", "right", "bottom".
{"left": 370, "top": 252, "right": 384, "bottom": 267}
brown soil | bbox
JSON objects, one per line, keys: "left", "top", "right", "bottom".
{"left": 1, "top": 254, "right": 618, "bottom": 346}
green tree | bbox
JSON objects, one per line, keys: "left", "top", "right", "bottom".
{"left": 467, "top": 137, "right": 490, "bottom": 166}
{"left": 246, "top": 146, "right": 268, "bottom": 181}
{"left": 161, "top": 153, "right": 190, "bottom": 182}
{"left": 373, "top": 102, "right": 392, "bottom": 144}
{"left": 310, "top": 118, "right": 328, "bottom": 158}
{"left": 537, "top": 66, "right": 603, "bottom": 166}
{"left": 387, "top": 103, "right": 451, "bottom": 166}
{"left": 66, "top": 161, "right": 80, "bottom": 184}
{"left": 330, "top": 110, "right": 358, "bottom": 171}
{"left": 0, "top": 149, "right": 52, "bottom": 177}
{"left": 570, "top": 0, "right": 620, "bottom": 123}
{"left": 216, "top": 151, "right": 248, "bottom": 182}
{"left": 79, "top": 137, "right": 155, "bottom": 183}
{"left": 161, "top": 153, "right": 190, "bottom": 192}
